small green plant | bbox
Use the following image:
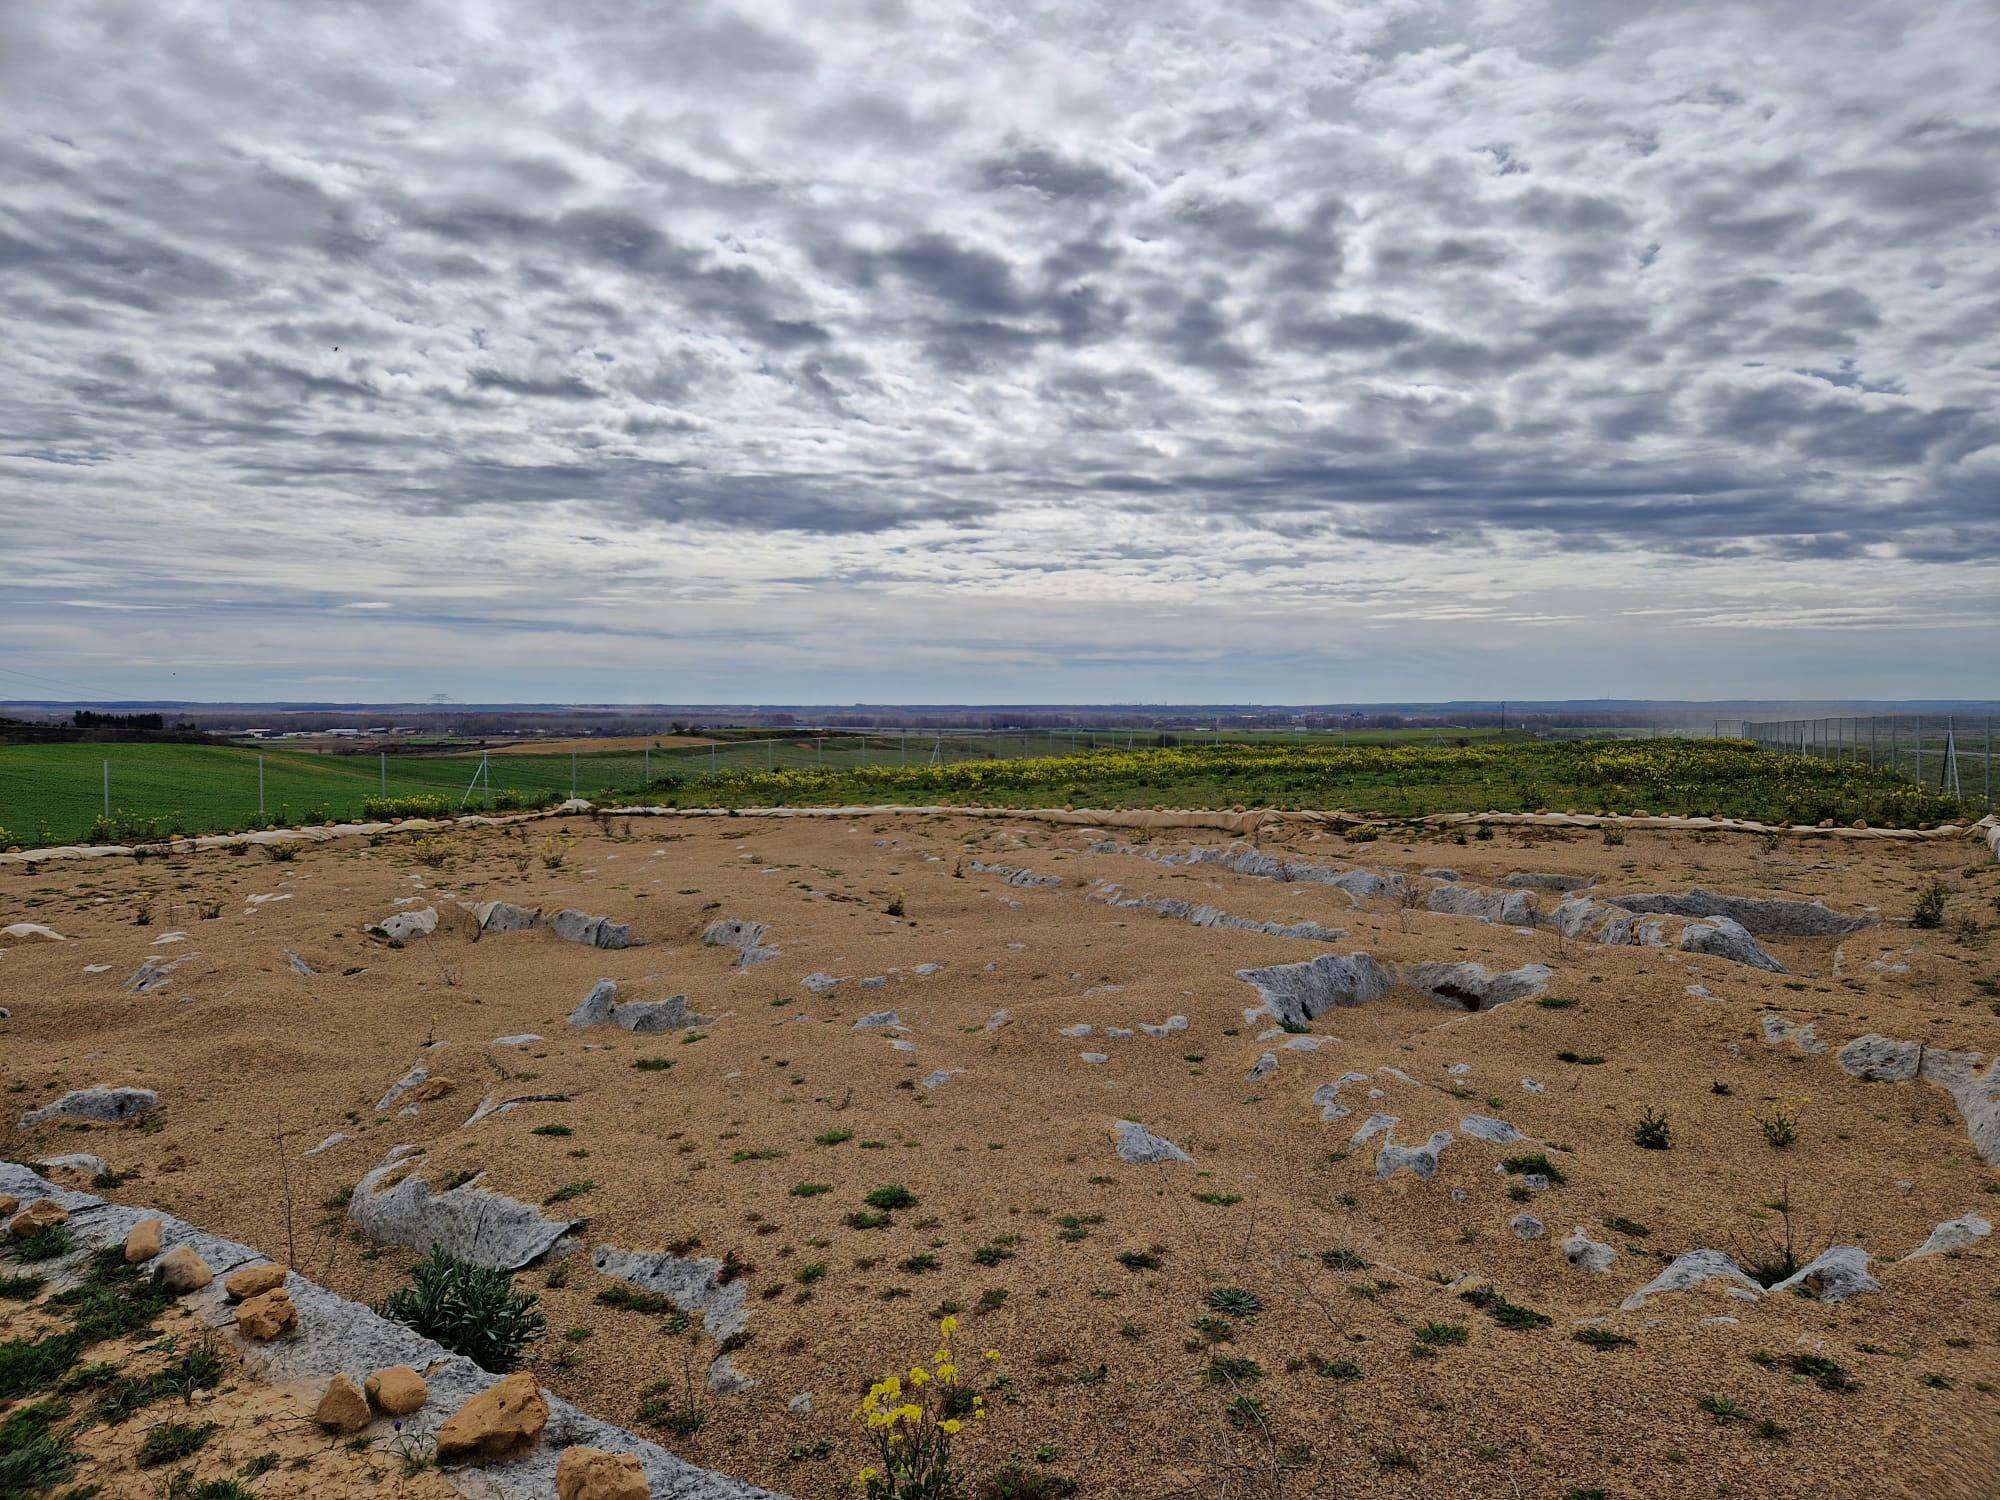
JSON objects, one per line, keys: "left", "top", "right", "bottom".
{"left": 791, "top": 1182, "right": 834, "bottom": 1198}
{"left": 1414, "top": 1322, "right": 1469, "bottom": 1348}
{"left": 884, "top": 888, "right": 907, "bottom": 917}
{"left": 1313, "top": 1356, "right": 1362, "bottom": 1381}
{"left": 1911, "top": 881, "right": 1949, "bottom": 929}
{"left": 580, "top": 1288, "right": 659, "bottom": 1320}
{"left": 1753, "top": 1096, "right": 1805, "bottom": 1149}
{"left": 135, "top": 1419, "right": 219, "bottom": 1466}
{"left": 1206, "top": 1286, "right": 1262, "bottom": 1316}
{"left": 1318, "top": 1248, "right": 1368, "bottom": 1272}
{"left": 531, "top": 1124, "right": 573, "bottom": 1137}
{"left": 1786, "top": 1353, "right": 1854, "bottom": 1391}
{"left": 1203, "top": 1356, "right": 1264, "bottom": 1385}
{"left": 815, "top": 1128, "right": 855, "bottom": 1145}
{"left": 380, "top": 1247, "right": 545, "bottom": 1371}
{"left": 545, "top": 1179, "right": 596, "bottom": 1203}
{"left": 0, "top": 1274, "right": 47, "bottom": 1301}
{"left": 1697, "top": 1394, "right": 1749, "bottom": 1423}
{"left": 1556, "top": 1050, "right": 1605, "bottom": 1065}
{"left": 1117, "top": 1249, "right": 1162, "bottom": 1272}
{"left": 634, "top": 1056, "right": 675, "bottom": 1071}
{"left": 409, "top": 835, "right": 454, "bottom": 868}
{"left": 865, "top": 1186, "right": 917, "bottom": 1211}
{"left": 534, "top": 834, "right": 576, "bottom": 869}
{"left": 10, "top": 1225, "right": 78, "bottom": 1263}
{"left": 1632, "top": 1106, "right": 1673, "bottom": 1150}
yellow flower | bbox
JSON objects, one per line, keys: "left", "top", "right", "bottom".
{"left": 939, "top": 1315, "right": 959, "bottom": 1338}
{"left": 940, "top": 1418, "right": 963, "bottom": 1435}
{"left": 908, "top": 1367, "right": 929, "bottom": 1387}
{"left": 983, "top": 1349, "right": 1001, "bottom": 1362}
{"left": 898, "top": 1404, "right": 923, "bottom": 1425}
{"left": 856, "top": 1467, "right": 879, "bottom": 1486}
{"left": 936, "top": 1363, "right": 956, "bottom": 1383}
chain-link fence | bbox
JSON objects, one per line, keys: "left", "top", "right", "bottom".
{"left": 1717, "top": 715, "right": 1996, "bottom": 810}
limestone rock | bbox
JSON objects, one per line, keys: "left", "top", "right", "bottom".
{"left": 435, "top": 1370, "right": 548, "bottom": 1465}
{"left": 1247, "top": 1051, "right": 1278, "bottom": 1083}
{"left": 8, "top": 1198, "right": 68, "bottom": 1238}
{"left": 558, "top": 1446, "right": 651, "bottom": 1500}
{"left": 1426, "top": 883, "right": 1538, "bottom": 925}
{"left": 1236, "top": 952, "right": 1393, "bottom": 1027}
{"left": 1680, "top": 916, "right": 1787, "bottom": 973}
{"left": 365, "top": 1364, "right": 429, "bottom": 1415}
{"left": 1562, "top": 1227, "right": 1616, "bottom": 1274}
{"left": 1376, "top": 1130, "right": 1452, "bottom": 1182}
{"left": 1111, "top": 1120, "right": 1193, "bottom": 1166}
{"left": 0, "top": 1195, "right": 16, "bottom": 1219}
{"left": 548, "top": 908, "right": 640, "bottom": 949}
{"left": 124, "top": 1218, "right": 162, "bottom": 1263}
{"left": 1458, "top": 1115, "right": 1526, "bottom": 1145}
{"left": 566, "top": 979, "right": 705, "bottom": 1034}
{"left": 316, "top": 1373, "right": 372, "bottom": 1434}
{"left": 1617, "top": 1249, "right": 1763, "bottom": 1310}
{"left": 1402, "top": 960, "right": 1552, "bottom": 1011}
{"left": 1769, "top": 1245, "right": 1878, "bottom": 1303}
{"left": 156, "top": 1244, "right": 213, "bottom": 1293}
{"left": 226, "top": 1263, "right": 288, "bottom": 1301}
{"left": 701, "top": 918, "right": 779, "bottom": 967}
{"left": 377, "top": 906, "right": 438, "bottom": 941}
{"left": 476, "top": 900, "right": 542, "bottom": 934}
{"left": 407, "top": 1076, "right": 457, "bottom": 1102}
{"left": 1903, "top": 1212, "right": 1991, "bottom": 1261}
{"left": 36, "top": 1154, "right": 109, "bottom": 1181}
{"left": 1, "top": 922, "right": 65, "bottom": 941}
{"left": 348, "top": 1143, "right": 580, "bottom": 1271}
{"left": 235, "top": 1287, "right": 298, "bottom": 1340}
{"left": 1509, "top": 1214, "right": 1545, "bottom": 1240}
{"left": 1612, "top": 886, "right": 1868, "bottom": 936}
{"left": 19, "top": 1085, "right": 158, "bottom": 1129}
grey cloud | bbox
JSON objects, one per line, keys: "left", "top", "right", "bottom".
{"left": 1, "top": 0, "right": 1997, "bottom": 699}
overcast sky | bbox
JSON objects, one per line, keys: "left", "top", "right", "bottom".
{"left": 2, "top": 0, "right": 1996, "bottom": 705}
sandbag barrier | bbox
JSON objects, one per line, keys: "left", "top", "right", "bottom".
{"left": 3, "top": 799, "right": 1995, "bottom": 868}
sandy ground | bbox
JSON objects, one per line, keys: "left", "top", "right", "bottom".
{"left": 0, "top": 1289, "right": 460, "bottom": 1497}
{"left": 3, "top": 812, "right": 1997, "bottom": 1499}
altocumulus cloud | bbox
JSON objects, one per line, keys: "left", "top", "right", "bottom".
{"left": 0, "top": 0, "right": 1996, "bottom": 701}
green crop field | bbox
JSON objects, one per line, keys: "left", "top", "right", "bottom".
{"left": 0, "top": 733, "right": 1964, "bottom": 848}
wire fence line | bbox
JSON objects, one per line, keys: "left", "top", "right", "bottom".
{"left": 0, "top": 728, "right": 1201, "bottom": 844}
{"left": 1716, "top": 714, "right": 1997, "bottom": 811}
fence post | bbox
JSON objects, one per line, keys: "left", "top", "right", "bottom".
{"left": 258, "top": 755, "right": 266, "bottom": 819}
{"left": 767, "top": 740, "right": 774, "bottom": 771}
{"left": 1987, "top": 716, "right": 1994, "bottom": 810}
{"left": 711, "top": 743, "right": 718, "bottom": 775}
{"left": 644, "top": 746, "right": 650, "bottom": 784}
{"left": 380, "top": 751, "right": 387, "bottom": 795}
{"left": 102, "top": 759, "right": 110, "bottom": 821}
{"left": 571, "top": 751, "right": 577, "bottom": 799}
{"left": 483, "top": 750, "right": 493, "bottom": 809}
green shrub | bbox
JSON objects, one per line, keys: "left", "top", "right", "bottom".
{"left": 1911, "top": 881, "right": 1949, "bottom": 930}
{"left": 380, "top": 1247, "right": 545, "bottom": 1371}
{"left": 360, "top": 793, "right": 453, "bottom": 821}
{"left": 136, "top": 1418, "right": 218, "bottom": 1466}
